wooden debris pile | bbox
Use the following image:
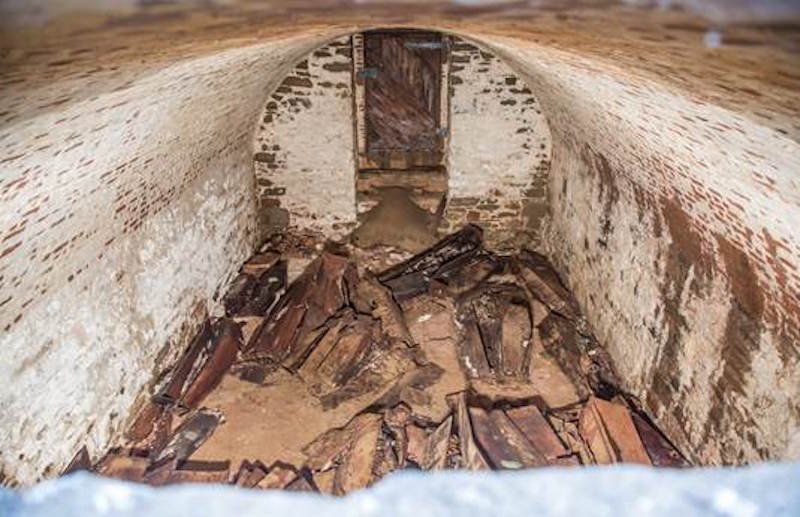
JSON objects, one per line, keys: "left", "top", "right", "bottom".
{"left": 71, "top": 225, "right": 687, "bottom": 491}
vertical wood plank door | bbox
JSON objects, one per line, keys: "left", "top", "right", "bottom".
{"left": 359, "top": 30, "right": 448, "bottom": 170}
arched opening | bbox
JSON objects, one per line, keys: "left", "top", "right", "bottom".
{"left": 252, "top": 29, "right": 552, "bottom": 253}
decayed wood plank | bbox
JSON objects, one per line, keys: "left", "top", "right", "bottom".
{"left": 286, "top": 471, "right": 318, "bottom": 492}
{"left": 296, "top": 311, "right": 355, "bottom": 382}
{"left": 153, "top": 408, "right": 222, "bottom": 466}
{"left": 180, "top": 318, "right": 242, "bottom": 409}
{"left": 537, "top": 313, "right": 591, "bottom": 399}
{"left": 405, "top": 423, "right": 428, "bottom": 467}
{"left": 233, "top": 460, "right": 269, "bottom": 488}
{"left": 469, "top": 407, "right": 548, "bottom": 469}
{"left": 384, "top": 403, "right": 412, "bottom": 468}
{"left": 62, "top": 445, "right": 92, "bottom": 476}
{"left": 500, "top": 303, "right": 533, "bottom": 379}
{"left": 505, "top": 405, "right": 568, "bottom": 462}
{"left": 447, "top": 392, "right": 488, "bottom": 470}
{"left": 314, "top": 316, "right": 377, "bottom": 390}
{"left": 378, "top": 225, "right": 483, "bottom": 300}
{"left": 458, "top": 318, "right": 491, "bottom": 379}
{"left": 95, "top": 453, "right": 149, "bottom": 482}
{"left": 242, "top": 251, "right": 280, "bottom": 276}
{"left": 257, "top": 462, "right": 299, "bottom": 490}
{"left": 631, "top": 412, "right": 688, "bottom": 467}
{"left": 333, "top": 413, "right": 383, "bottom": 495}
{"left": 432, "top": 249, "right": 504, "bottom": 296}
{"left": 420, "top": 416, "right": 452, "bottom": 470}
{"left": 579, "top": 397, "right": 651, "bottom": 465}
{"left": 313, "top": 469, "right": 337, "bottom": 494}
{"left": 126, "top": 401, "right": 164, "bottom": 443}
{"left": 154, "top": 319, "right": 214, "bottom": 405}
{"left": 353, "top": 272, "right": 414, "bottom": 347}
{"left": 512, "top": 250, "right": 579, "bottom": 320}
{"left": 167, "top": 460, "right": 230, "bottom": 485}
{"left": 246, "top": 252, "right": 355, "bottom": 363}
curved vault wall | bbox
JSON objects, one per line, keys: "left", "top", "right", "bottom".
{"left": 0, "top": 10, "right": 799, "bottom": 485}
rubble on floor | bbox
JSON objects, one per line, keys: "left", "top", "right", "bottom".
{"left": 69, "top": 224, "right": 688, "bottom": 492}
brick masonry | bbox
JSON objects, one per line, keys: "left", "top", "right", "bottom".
{"left": 253, "top": 36, "right": 357, "bottom": 240}
{"left": 444, "top": 38, "right": 551, "bottom": 250}
{"left": 0, "top": 0, "right": 798, "bottom": 485}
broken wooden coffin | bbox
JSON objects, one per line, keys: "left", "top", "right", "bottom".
{"left": 378, "top": 225, "right": 483, "bottom": 300}
{"left": 447, "top": 392, "right": 489, "bottom": 470}
{"left": 468, "top": 406, "right": 548, "bottom": 469}
{"left": 456, "top": 284, "right": 533, "bottom": 381}
{"left": 512, "top": 250, "right": 579, "bottom": 320}
{"left": 222, "top": 254, "right": 286, "bottom": 317}
{"left": 578, "top": 397, "right": 651, "bottom": 465}
{"left": 152, "top": 318, "right": 243, "bottom": 411}
{"left": 352, "top": 272, "right": 414, "bottom": 347}
{"left": 245, "top": 252, "right": 357, "bottom": 365}
{"left": 152, "top": 408, "right": 223, "bottom": 466}
{"left": 431, "top": 248, "right": 505, "bottom": 296}
{"left": 295, "top": 312, "right": 381, "bottom": 396}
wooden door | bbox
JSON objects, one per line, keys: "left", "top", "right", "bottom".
{"left": 354, "top": 30, "right": 449, "bottom": 170}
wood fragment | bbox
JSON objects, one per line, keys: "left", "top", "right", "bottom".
{"left": 631, "top": 412, "right": 689, "bottom": 467}
{"left": 126, "top": 401, "right": 164, "bottom": 443}
{"left": 537, "top": 313, "right": 591, "bottom": 398}
{"left": 405, "top": 424, "right": 428, "bottom": 466}
{"left": 313, "top": 469, "right": 337, "bottom": 494}
{"left": 154, "top": 319, "right": 214, "bottom": 406}
{"left": 180, "top": 318, "right": 242, "bottom": 409}
{"left": 62, "top": 445, "right": 92, "bottom": 476}
{"left": 505, "top": 405, "right": 568, "bottom": 462}
{"left": 333, "top": 413, "right": 383, "bottom": 495}
{"left": 378, "top": 225, "right": 483, "bottom": 300}
{"left": 512, "top": 251, "right": 579, "bottom": 320}
{"left": 447, "top": 392, "right": 488, "bottom": 470}
{"left": 296, "top": 311, "right": 356, "bottom": 383}
{"left": 257, "top": 463, "right": 299, "bottom": 490}
{"left": 458, "top": 318, "right": 491, "bottom": 379}
{"left": 353, "top": 272, "right": 414, "bottom": 347}
{"left": 313, "top": 316, "right": 377, "bottom": 390}
{"left": 420, "top": 416, "right": 453, "bottom": 470}
{"left": 286, "top": 469, "right": 318, "bottom": 492}
{"left": 152, "top": 408, "right": 222, "bottom": 466}
{"left": 579, "top": 397, "right": 651, "bottom": 465}
{"left": 232, "top": 460, "right": 268, "bottom": 488}
{"left": 384, "top": 403, "right": 412, "bottom": 468}
{"left": 469, "top": 407, "right": 548, "bottom": 469}
{"left": 95, "top": 452, "right": 149, "bottom": 482}
{"left": 432, "top": 249, "right": 504, "bottom": 295}
{"left": 246, "top": 253, "right": 355, "bottom": 363}
{"left": 242, "top": 251, "right": 280, "bottom": 276}
{"left": 169, "top": 460, "right": 230, "bottom": 484}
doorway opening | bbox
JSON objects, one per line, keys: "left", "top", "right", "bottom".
{"left": 353, "top": 29, "right": 450, "bottom": 231}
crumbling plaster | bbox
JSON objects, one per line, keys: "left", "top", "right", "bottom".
{"left": 445, "top": 38, "right": 551, "bottom": 249}
{"left": 1, "top": 1, "right": 799, "bottom": 485}
{"left": 254, "top": 36, "right": 357, "bottom": 240}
